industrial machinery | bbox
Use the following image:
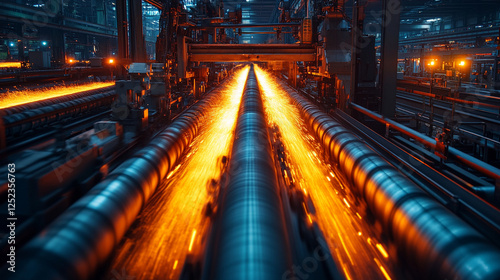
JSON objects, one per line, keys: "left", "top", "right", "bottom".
{"left": 1, "top": 0, "right": 500, "bottom": 279}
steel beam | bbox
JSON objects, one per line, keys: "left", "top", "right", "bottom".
{"left": 189, "top": 44, "right": 316, "bottom": 62}
{"left": 190, "top": 22, "right": 300, "bottom": 29}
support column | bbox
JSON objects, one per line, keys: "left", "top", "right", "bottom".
{"left": 350, "top": 0, "right": 360, "bottom": 110}
{"left": 128, "top": 0, "right": 146, "bottom": 62}
{"left": 116, "top": 0, "right": 129, "bottom": 77}
{"left": 379, "top": 0, "right": 401, "bottom": 118}
{"left": 51, "top": 29, "right": 65, "bottom": 65}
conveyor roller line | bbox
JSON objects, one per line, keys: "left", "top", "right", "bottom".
{"left": 280, "top": 81, "right": 500, "bottom": 279}
{"left": 2, "top": 90, "right": 116, "bottom": 138}
{"left": 207, "top": 65, "right": 292, "bottom": 280}
{"left": 4, "top": 82, "right": 222, "bottom": 280}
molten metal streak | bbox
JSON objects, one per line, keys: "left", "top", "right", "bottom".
{"left": 0, "top": 81, "right": 115, "bottom": 109}
{"left": 255, "top": 66, "right": 398, "bottom": 280}
{"left": 106, "top": 66, "right": 249, "bottom": 280}
{"left": 0, "top": 62, "right": 22, "bottom": 68}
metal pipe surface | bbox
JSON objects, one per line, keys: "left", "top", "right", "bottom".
{"left": 5, "top": 83, "right": 223, "bottom": 280}
{"left": 281, "top": 83, "right": 500, "bottom": 280}
{"left": 208, "top": 66, "right": 292, "bottom": 280}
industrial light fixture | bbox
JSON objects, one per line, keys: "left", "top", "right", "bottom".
{"left": 41, "top": 41, "right": 48, "bottom": 46}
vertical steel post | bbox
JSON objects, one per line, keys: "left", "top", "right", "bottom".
{"left": 350, "top": 0, "right": 359, "bottom": 111}
{"left": 116, "top": 0, "right": 129, "bottom": 77}
{"left": 379, "top": 0, "right": 401, "bottom": 118}
{"left": 128, "top": 0, "right": 146, "bottom": 62}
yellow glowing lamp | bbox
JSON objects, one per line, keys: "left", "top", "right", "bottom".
{"left": 428, "top": 60, "right": 435, "bottom": 66}
{"left": 459, "top": 61, "right": 465, "bottom": 66}
{"left": 108, "top": 58, "right": 114, "bottom": 64}
{"left": 68, "top": 59, "right": 74, "bottom": 63}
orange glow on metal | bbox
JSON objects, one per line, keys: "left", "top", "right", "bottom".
{"left": 374, "top": 258, "right": 392, "bottom": 280}
{"left": 255, "top": 65, "right": 396, "bottom": 279}
{"left": 0, "top": 62, "right": 21, "bottom": 68}
{"left": 343, "top": 198, "right": 350, "bottom": 208}
{"left": 376, "top": 243, "right": 389, "bottom": 258}
{"left": 108, "top": 58, "right": 115, "bottom": 64}
{"left": 106, "top": 66, "right": 249, "bottom": 279}
{"left": 459, "top": 61, "right": 465, "bottom": 66}
{"left": 379, "top": 265, "right": 392, "bottom": 280}
{"left": 303, "top": 202, "right": 313, "bottom": 224}
{"left": 166, "top": 164, "right": 182, "bottom": 179}
{"left": 188, "top": 229, "right": 197, "bottom": 252}
{"left": 0, "top": 82, "right": 115, "bottom": 109}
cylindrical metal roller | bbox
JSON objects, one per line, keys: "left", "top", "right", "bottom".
{"left": 5, "top": 80, "right": 224, "bottom": 280}
{"left": 208, "top": 66, "right": 292, "bottom": 280}
{"left": 279, "top": 81, "right": 500, "bottom": 280}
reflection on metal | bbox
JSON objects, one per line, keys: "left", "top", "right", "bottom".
{"left": 105, "top": 66, "right": 250, "bottom": 280}
{"left": 255, "top": 66, "right": 397, "bottom": 280}
{"left": 284, "top": 84, "right": 500, "bottom": 280}
{"left": 9, "top": 83, "right": 223, "bottom": 280}
{"left": 207, "top": 65, "right": 292, "bottom": 279}
{"left": 350, "top": 103, "right": 500, "bottom": 183}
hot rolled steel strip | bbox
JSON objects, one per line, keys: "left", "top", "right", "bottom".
{"left": 281, "top": 83, "right": 500, "bottom": 279}
{"left": 0, "top": 85, "right": 115, "bottom": 116}
{"left": 2, "top": 90, "right": 116, "bottom": 137}
{"left": 5, "top": 84, "right": 221, "bottom": 280}
{"left": 208, "top": 66, "right": 292, "bottom": 279}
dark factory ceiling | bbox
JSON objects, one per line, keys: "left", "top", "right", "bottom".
{"left": 220, "top": 0, "right": 500, "bottom": 25}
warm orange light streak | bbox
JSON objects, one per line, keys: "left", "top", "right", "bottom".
{"left": 343, "top": 198, "right": 350, "bottom": 208}
{"left": 374, "top": 258, "right": 392, "bottom": 280}
{"left": 166, "top": 164, "right": 182, "bottom": 179}
{"left": 188, "top": 229, "right": 197, "bottom": 252}
{"left": 376, "top": 243, "right": 389, "bottom": 258}
{"left": 0, "top": 62, "right": 21, "bottom": 68}
{"left": 0, "top": 82, "right": 115, "bottom": 109}
{"left": 379, "top": 266, "right": 392, "bottom": 280}
{"left": 255, "top": 66, "right": 396, "bottom": 280}
{"left": 106, "top": 66, "right": 249, "bottom": 280}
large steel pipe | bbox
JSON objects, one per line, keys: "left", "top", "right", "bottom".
{"left": 5, "top": 82, "right": 222, "bottom": 280}
{"left": 280, "top": 82, "right": 500, "bottom": 279}
{"left": 208, "top": 66, "right": 292, "bottom": 279}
